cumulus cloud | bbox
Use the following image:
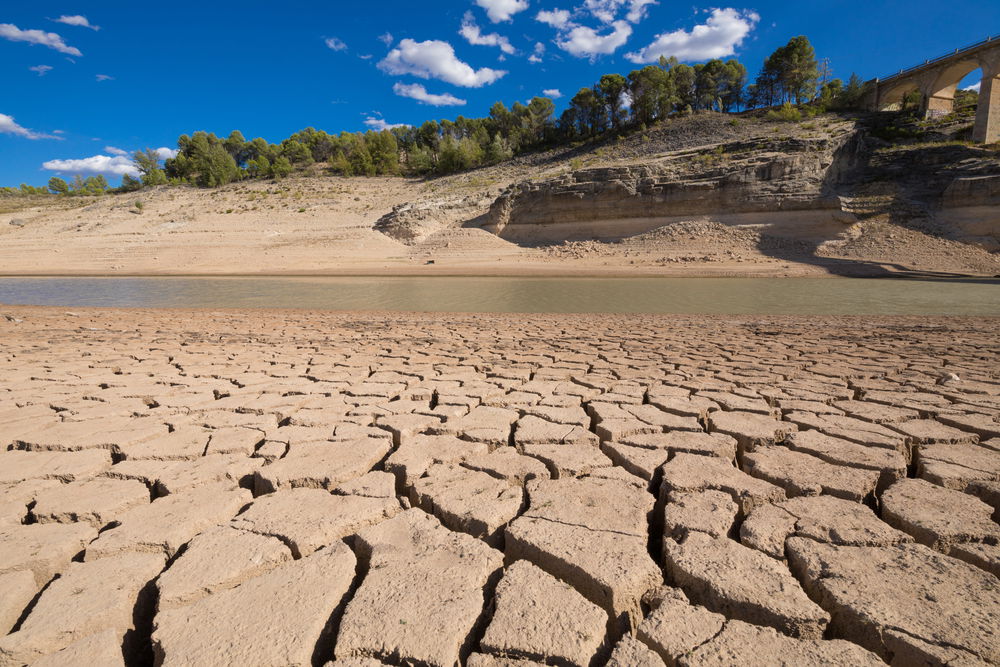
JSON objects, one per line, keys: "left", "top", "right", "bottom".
{"left": 625, "top": 8, "right": 758, "bottom": 64}
{"left": 459, "top": 12, "right": 516, "bottom": 55}
{"left": 104, "top": 145, "right": 176, "bottom": 160}
{"left": 42, "top": 154, "right": 139, "bottom": 177}
{"left": 0, "top": 113, "right": 59, "bottom": 140}
{"left": 52, "top": 15, "right": 99, "bottom": 30}
{"left": 542, "top": 88, "right": 562, "bottom": 98}
{"left": 378, "top": 32, "right": 393, "bottom": 46}
{"left": 95, "top": 74, "right": 114, "bottom": 81}
{"left": 535, "top": 8, "right": 572, "bottom": 29}
{"left": 393, "top": 82, "right": 466, "bottom": 106}
{"left": 0, "top": 24, "right": 82, "bottom": 56}
{"left": 625, "top": 0, "right": 657, "bottom": 22}
{"left": 378, "top": 38, "right": 506, "bottom": 87}
{"left": 964, "top": 81, "right": 981, "bottom": 93}
{"left": 324, "top": 37, "right": 347, "bottom": 51}
{"left": 528, "top": 41, "right": 545, "bottom": 63}
{"left": 29, "top": 65, "right": 53, "bottom": 76}
{"left": 475, "top": 0, "right": 529, "bottom": 23}
{"left": 556, "top": 20, "right": 632, "bottom": 59}
{"left": 582, "top": 0, "right": 656, "bottom": 24}
{"left": 363, "top": 116, "right": 407, "bottom": 131}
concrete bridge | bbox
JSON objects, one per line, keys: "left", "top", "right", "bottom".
{"left": 867, "top": 35, "right": 1000, "bottom": 143}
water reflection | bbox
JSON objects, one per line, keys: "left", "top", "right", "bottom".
{"left": 0, "top": 276, "right": 997, "bottom": 316}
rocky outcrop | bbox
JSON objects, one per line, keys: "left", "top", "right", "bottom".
{"left": 482, "top": 133, "right": 864, "bottom": 243}
{"left": 939, "top": 174, "right": 1000, "bottom": 250}
{"left": 375, "top": 195, "right": 492, "bottom": 244}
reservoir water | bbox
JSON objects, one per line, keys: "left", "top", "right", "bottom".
{"left": 0, "top": 276, "right": 997, "bottom": 315}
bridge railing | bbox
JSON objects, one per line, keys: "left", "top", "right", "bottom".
{"left": 878, "top": 34, "right": 998, "bottom": 82}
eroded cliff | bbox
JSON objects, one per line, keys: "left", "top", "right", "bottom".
{"left": 481, "top": 128, "right": 864, "bottom": 244}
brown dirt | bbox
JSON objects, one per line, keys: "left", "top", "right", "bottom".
{"left": 0, "top": 306, "right": 998, "bottom": 664}
{"left": 1, "top": 112, "right": 997, "bottom": 278}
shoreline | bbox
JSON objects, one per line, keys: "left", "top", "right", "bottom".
{"left": 2, "top": 304, "right": 998, "bottom": 321}
{"left": 0, "top": 266, "right": 994, "bottom": 279}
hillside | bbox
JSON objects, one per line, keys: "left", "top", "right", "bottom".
{"left": 1, "top": 111, "right": 998, "bottom": 278}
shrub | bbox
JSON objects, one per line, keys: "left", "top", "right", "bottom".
{"left": 765, "top": 102, "right": 802, "bottom": 122}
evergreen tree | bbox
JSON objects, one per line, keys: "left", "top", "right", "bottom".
{"left": 270, "top": 156, "right": 293, "bottom": 179}
{"left": 119, "top": 174, "right": 142, "bottom": 192}
{"left": 598, "top": 74, "right": 628, "bottom": 129}
{"left": 347, "top": 134, "right": 375, "bottom": 176}
{"left": 365, "top": 131, "right": 399, "bottom": 175}
{"left": 47, "top": 176, "right": 69, "bottom": 195}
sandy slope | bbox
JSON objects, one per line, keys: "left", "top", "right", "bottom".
{"left": 1, "top": 112, "right": 997, "bottom": 278}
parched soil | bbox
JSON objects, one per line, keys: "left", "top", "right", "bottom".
{"left": 0, "top": 306, "right": 998, "bottom": 665}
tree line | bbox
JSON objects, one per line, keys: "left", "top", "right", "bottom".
{"left": 10, "top": 35, "right": 879, "bottom": 196}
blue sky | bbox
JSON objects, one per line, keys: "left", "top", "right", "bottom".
{"left": 2, "top": 0, "right": 998, "bottom": 187}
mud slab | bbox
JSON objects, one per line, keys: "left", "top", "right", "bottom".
{"left": 0, "top": 307, "right": 997, "bottom": 665}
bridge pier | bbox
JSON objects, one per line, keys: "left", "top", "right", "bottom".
{"left": 972, "top": 65, "right": 1000, "bottom": 143}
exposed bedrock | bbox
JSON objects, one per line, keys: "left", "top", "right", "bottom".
{"left": 938, "top": 174, "right": 1000, "bottom": 250}
{"left": 482, "top": 133, "right": 864, "bottom": 244}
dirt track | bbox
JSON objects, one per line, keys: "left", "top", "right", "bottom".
{"left": 0, "top": 307, "right": 997, "bottom": 665}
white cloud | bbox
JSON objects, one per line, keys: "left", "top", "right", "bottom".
{"left": 535, "top": 9, "right": 572, "bottom": 29}
{"left": 42, "top": 154, "right": 139, "bottom": 177}
{"left": 582, "top": 0, "right": 655, "bottom": 23}
{"left": 52, "top": 15, "right": 99, "bottom": 30}
{"left": 625, "top": 0, "right": 657, "bottom": 22}
{"left": 556, "top": 20, "right": 632, "bottom": 59}
{"left": 363, "top": 116, "right": 408, "bottom": 131}
{"left": 584, "top": 0, "right": 621, "bottom": 24}
{"left": 542, "top": 88, "right": 562, "bottom": 98}
{"left": 325, "top": 37, "right": 347, "bottom": 51}
{"left": 104, "top": 146, "right": 176, "bottom": 160}
{"left": 460, "top": 12, "right": 516, "bottom": 55}
{"left": 528, "top": 41, "right": 545, "bottom": 63}
{"left": 0, "top": 113, "right": 59, "bottom": 140}
{"left": 95, "top": 74, "right": 114, "bottom": 81}
{"left": 475, "top": 0, "right": 529, "bottom": 23}
{"left": 625, "top": 8, "right": 758, "bottom": 64}
{"left": 29, "top": 65, "right": 53, "bottom": 76}
{"left": 378, "top": 38, "right": 506, "bottom": 87}
{"left": 964, "top": 81, "right": 981, "bottom": 93}
{"left": 393, "top": 82, "right": 467, "bottom": 106}
{"left": 0, "top": 24, "right": 82, "bottom": 56}
{"left": 378, "top": 32, "right": 393, "bottom": 46}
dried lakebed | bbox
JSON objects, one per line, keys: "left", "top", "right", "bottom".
{"left": 0, "top": 307, "right": 998, "bottom": 666}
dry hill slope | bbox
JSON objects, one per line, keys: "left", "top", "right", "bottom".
{"left": 1, "top": 112, "right": 997, "bottom": 277}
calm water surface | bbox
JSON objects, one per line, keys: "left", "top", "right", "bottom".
{"left": 0, "top": 276, "right": 997, "bottom": 315}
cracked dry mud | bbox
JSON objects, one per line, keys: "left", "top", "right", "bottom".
{"left": 0, "top": 307, "right": 998, "bottom": 666}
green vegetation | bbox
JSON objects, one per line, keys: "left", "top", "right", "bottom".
{"left": 147, "top": 35, "right": 843, "bottom": 187}
{"left": 6, "top": 34, "right": 974, "bottom": 194}
{"left": 765, "top": 102, "right": 803, "bottom": 122}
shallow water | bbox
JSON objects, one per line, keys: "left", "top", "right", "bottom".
{"left": 0, "top": 276, "right": 997, "bottom": 315}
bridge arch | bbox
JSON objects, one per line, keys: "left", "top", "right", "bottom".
{"left": 923, "top": 59, "right": 987, "bottom": 117}
{"left": 869, "top": 36, "right": 1000, "bottom": 143}
{"left": 878, "top": 80, "right": 923, "bottom": 111}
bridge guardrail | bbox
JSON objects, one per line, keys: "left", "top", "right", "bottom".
{"left": 878, "top": 34, "right": 998, "bottom": 82}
